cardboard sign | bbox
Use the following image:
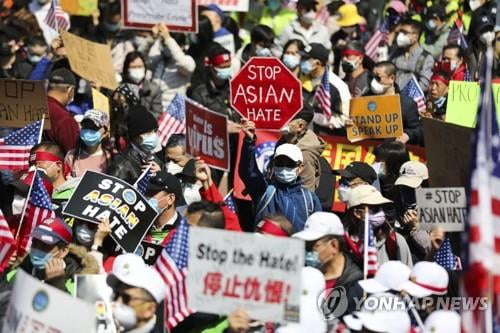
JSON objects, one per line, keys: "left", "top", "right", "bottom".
{"left": 198, "top": 0, "right": 249, "bottom": 11}
{"left": 62, "top": 171, "right": 158, "bottom": 253}
{"left": 61, "top": 31, "right": 118, "bottom": 90}
{"left": 422, "top": 118, "right": 472, "bottom": 187}
{"left": 186, "top": 99, "right": 230, "bottom": 171}
{"left": 92, "top": 88, "right": 110, "bottom": 115}
{"left": 60, "top": 0, "right": 98, "bottom": 16}
{"left": 347, "top": 95, "right": 403, "bottom": 142}
{"left": 0, "top": 79, "right": 50, "bottom": 129}
{"left": 187, "top": 228, "right": 304, "bottom": 323}
{"left": 122, "top": 0, "right": 197, "bottom": 32}
{"left": 230, "top": 57, "right": 303, "bottom": 131}
{"left": 2, "top": 270, "right": 97, "bottom": 333}
{"left": 416, "top": 187, "right": 466, "bottom": 232}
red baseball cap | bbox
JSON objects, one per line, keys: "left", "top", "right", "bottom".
{"left": 31, "top": 217, "right": 73, "bottom": 245}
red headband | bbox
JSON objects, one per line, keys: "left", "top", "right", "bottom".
{"left": 431, "top": 74, "right": 449, "bottom": 86}
{"left": 30, "top": 151, "right": 70, "bottom": 178}
{"left": 343, "top": 49, "right": 364, "bottom": 58}
{"left": 412, "top": 280, "right": 447, "bottom": 294}
{"left": 257, "top": 220, "right": 289, "bottom": 237}
{"left": 204, "top": 53, "right": 231, "bottom": 67}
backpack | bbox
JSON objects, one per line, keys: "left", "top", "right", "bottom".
{"left": 315, "top": 156, "right": 336, "bottom": 211}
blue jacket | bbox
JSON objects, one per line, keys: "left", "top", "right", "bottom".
{"left": 239, "top": 137, "right": 322, "bottom": 232}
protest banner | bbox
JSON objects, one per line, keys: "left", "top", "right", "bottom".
{"left": 197, "top": 0, "right": 249, "bottom": 11}
{"left": 347, "top": 95, "right": 403, "bottom": 142}
{"left": 0, "top": 79, "right": 50, "bottom": 129}
{"left": 185, "top": 99, "right": 230, "bottom": 171}
{"left": 422, "top": 118, "right": 472, "bottom": 187}
{"left": 92, "top": 88, "right": 110, "bottom": 115}
{"left": 2, "top": 270, "right": 97, "bottom": 333}
{"left": 230, "top": 57, "right": 303, "bottom": 131}
{"left": 122, "top": 0, "right": 197, "bottom": 32}
{"left": 61, "top": 31, "right": 118, "bottom": 90}
{"left": 187, "top": 228, "right": 303, "bottom": 323}
{"left": 60, "top": 0, "right": 98, "bottom": 16}
{"left": 63, "top": 171, "right": 158, "bottom": 253}
{"left": 416, "top": 187, "right": 466, "bottom": 232}
{"left": 445, "top": 81, "right": 500, "bottom": 127}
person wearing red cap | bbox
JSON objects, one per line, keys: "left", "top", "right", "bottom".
{"left": 341, "top": 41, "right": 371, "bottom": 97}
{"left": 427, "top": 71, "right": 450, "bottom": 121}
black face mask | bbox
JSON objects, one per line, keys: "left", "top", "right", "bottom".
{"left": 395, "top": 185, "right": 417, "bottom": 216}
{"left": 341, "top": 61, "right": 355, "bottom": 73}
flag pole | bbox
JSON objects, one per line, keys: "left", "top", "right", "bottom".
{"left": 15, "top": 170, "right": 38, "bottom": 240}
{"left": 38, "top": 118, "right": 45, "bottom": 144}
{"left": 363, "top": 206, "right": 369, "bottom": 281}
{"left": 223, "top": 188, "right": 234, "bottom": 201}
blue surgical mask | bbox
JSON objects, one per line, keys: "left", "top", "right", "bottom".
{"left": 103, "top": 21, "right": 121, "bottom": 32}
{"left": 305, "top": 251, "right": 321, "bottom": 268}
{"left": 80, "top": 129, "right": 102, "bottom": 147}
{"left": 434, "top": 96, "right": 446, "bottom": 108}
{"left": 274, "top": 167, "right": 298, "bottom": 184}
{"left": 283, "top": 54, "right": 300, "bottom": 69}
{"left": 141, "top": 133, "right": 159, "bottom": 151}
{"left": 256, "top": 46, "right": 272, "bottom": 57}
{"left": 300, "top": 60, "right": 313, "bottom": 75}
{"left": 426, "top": 20, "right": 436, "bottom": 30}
{"left": 214, "top": 67, "right": 233, "bottom": 80}
{"left": 148, "top": 197, "right": 165, "bottom": 214}
{"left": 30, "top": 248, "right": 52, "bottom": 269}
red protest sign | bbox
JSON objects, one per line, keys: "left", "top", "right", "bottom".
{"left": 186, "top": 99, "right": 229, "bottom": 171}
{"left": 230, "top": 57, "right": 303, "bottom": 131}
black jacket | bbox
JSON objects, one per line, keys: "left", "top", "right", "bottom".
{"left": 107, "top": 144, "right": 163, "bottom": 185}
{"left": 189, "top": 78, "right": 240, "bottom": 122}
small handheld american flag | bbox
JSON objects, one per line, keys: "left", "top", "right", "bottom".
{"left": 363, "top": 212, "right": 378, "bottom": 278}
{"left": 434, "top": 237, "right": 460, "bottom": 270}
{"left": 314, "top": 67, "right": 332, "bottom": 119}
{"left": 401, "top": 75, "right": 426, "bottom": 113}
{"left": 0, "top": 209, "right": 15, "bottom": 274}
{"left": 157, "top": 93, "right": 186, "bottom": 150}
{"left": 44, "top": 0, "right": 70, "bottom": 32}
{"left": 134, "top": 166, "right": 153, "bottom": 196}
{"left": 0, "top": 120, "right": 43, "bottom": 171}
{"left": 365, "top": 21, "right": 389, "bottom": 61}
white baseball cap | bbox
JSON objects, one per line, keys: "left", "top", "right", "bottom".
{"left": 345, "top": 309, "right": 411, "bottom": 333}
{"left": 358, "top": 261, "right": 411, "bottom": 293}
{"left": 292, "top": 212, "right": 344, "bottom": 241}
{"left": 346, "top": 185, "right": 392, "bottom": 209}
{"left": 424, "top": 310, "right": 460, "bottom": 333}
{"left": 107, "top": 253, "right": 167, "bottom": 303}
{"left": 275, "top": 143, "right": 303, "bottom": 163}
{"left": 401, "top": 261, "right": 449, "bottom": 297}
{"left": 395, "top": 161, "right": 429, "bottom": 188}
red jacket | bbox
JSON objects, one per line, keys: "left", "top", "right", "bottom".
{"left": 451, "top": 63, "right": 467, "bottom": 81}
{"left": 200, "top": 183, "right": 242, "bottom": 232}
{"left": 45, "top": 96, "right": 80, "bottom": 153}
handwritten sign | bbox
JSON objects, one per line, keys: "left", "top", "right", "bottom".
{"left": 187, "top": 228, "right": 303, "bottom": 323}
{"left": 347, "top": 95, "right": 403, "bottom": 142}
{"left": 416, "top": 187, "right": 466, "bottom": 232}
{"left": 122, "top": 0, "right": 197, "bottom": 32}
{"left": 92, "top": 88, "right": 110, "bottom": 115}
{"left": 0, "top": 79, "right": 50, "bottom": 129}
{"left": 61, "top": 31, "right": 118, "bottom": 90}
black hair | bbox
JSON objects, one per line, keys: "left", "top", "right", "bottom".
{"left": 26, "top": 36, "right": 47, "bottom": 48}
{"left": 122, "top": 51, "right": 146, "bottom": 83}
{"left": 187, "top": 200, "right": 225, "bottom": 229}
{"left": 282, "top": 38, "right": 305, "bottom": 56}
{"left": 31, "top": 141, "right": 65, "bottom": 161}
{"left": 250, "top": 24, "right": 275, "bottom": 47}
{"left": 345, "top": 40, "right": 375, "bottom": 71}
{"left": 188, "top": 15, "right": 214, "bottom": 61}
{"left": 206, "top": 42, "right": 231, "bottom": 60}
{"left": 375, "top": 141, "right": 410, "bottom": 179}
{"left": 442, "top": 44, "right": 465, "bottom": 60}
{"left": 374, "top": 61, "right": 397, "bottom": 77}
{"left": 432, "top": 70, "right": 451, "bottom": 82}
{"left": 166, "top": 134, "right": 186, "bottom": 149}
{"left": 222, "top": 16, "right": 242, "bottom": 51}
{"left": 400, "top": 18, "right": 423, "bottom": 37}
{"left": 297, "top": 1, "right": 317, "bottom": 12}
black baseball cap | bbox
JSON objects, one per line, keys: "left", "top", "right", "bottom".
{"left": 333, "top": 162, "right": 377, "bottom": 184}
{"left": 301, "top": 43, "right": 329, "bottom": 65}
{"left": 146, "top": 171, "right": 186, "bottom": 207}
{"left": 49, "top": 68, "right": 76, "bottom": 86}
{"left": 425, "top": 5, "right": 446, "bottom": 20}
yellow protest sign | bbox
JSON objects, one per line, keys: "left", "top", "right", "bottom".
{"left": 347, "top": 95, "right": 403, "bottom": 142}
{"left": 61, "top": 31, "right": 118, "bottom": 90}
{"left": 60, "top": 0, "right": 97, "bottom": 16}
{"left": 91, "top": 88, "right": 109, "bottom": 115}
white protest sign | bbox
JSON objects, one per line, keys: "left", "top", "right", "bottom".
{"left": 198, "top": 0, "right": 249, "bottom": 12}
{"left": 2, "top": 270, "right": 97, "bottom": 333}
{"left": 122, "top": 0, "right": 197, "bottom": 32}
{"left": 187, "top": 228, "right": 303, "bottom": 323}
{"left": 416, "top": 187, "right": 466, "bottom": 232}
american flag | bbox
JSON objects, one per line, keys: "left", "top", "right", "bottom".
{"left": 363, "top": 213, "right": 378, "bottom": 278}
{"left": 364, "top": 21, "right": 389, "bottom": 61}
{"left": 314, "top": 67, "right": 331, "bottom": 119}
{"left": 464, "top": 68, "right": 473, "bottom": 82}
{"left": 462, "top": 46, "right": 499, "bottom": 333}
{"left": 0, "top": 121, "right": 42, "bottom": 171}
{"left": 0, "top": 209, "right": 15, "bottom": 274}
{"left": 154, "top": 218, "right": 192, "bottom": 329}
{"left": 224, "top": 193, "right": 237, "bottom": 213}
{"left": 134, "top": 166, "right": 153, "bottom": 195}
{"left": 434, "top": 238, "right": 461, "bottom": 270}
{"left": 447, "top": 16, "right": 468, "bottom": 50}
{"left": 17, "top": 170, "right": 55, "bottom": 255}
{"left": 43, "top": 0, "right": 70, "bottom": 32}
{"left": 157, "top": 94, "right": 186, "bottom": 149}
{"left": 401, "top": 75, "right": 426, "bottom": 113}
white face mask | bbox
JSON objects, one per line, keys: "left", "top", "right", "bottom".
{"left": 370, "top": 78, "right": 390, "bottom": 95}
{"left": 112, "top": 302, "right": 137, "bottom": 331}
{"left": 469, "top": 0, "right": 482, "bottom": 11}
{"left": 12, "top": 194, "right": 26, "bottom": 215}
{"left": 166, "top": 161, "right": 184, "bottom": 175}
{"left": 396, "top": 32, "right": 412, "bottom": 48}
{"left": 337, "top": 185, "right": 350, "bottom": 203}
{"left": 301, "top": 10, "right": 316, "bottom": 24}
{"left": 183, "top": 183, "right": 202, "bottom": 205}
{"left": 480, "top": 31, "right": 495, "bottom": 45}
{"left": 371, "top": 161, "right": 386, "bottom": 176}
{"left": 128, "top": 68, "right": 146, "bottom": 83}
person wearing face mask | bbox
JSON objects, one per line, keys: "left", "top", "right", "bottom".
{"left": 121, "top": 51, "right": 163, "bottom": 119}
{"left": 239, "top": 120, "right": 322, "bottom": 232}
{"left": 108, "top": 106, "right": 163, "bottom": 184}
{"left": 28, "top": 0, "right": 70, "bottom": 45}
{"left": 467, "top": 15, "right": 495, "bottom": 80}
{"left": 341, "top": 41, "right": 371, "bottom": 97}
{"left": 281, "top": 39, "right": 305, "bottom": 76}
{"left": 177, "top": 159, "right": 203, "bottom": 206}
{"left": 8, "top": 217, "right": 99, "bottom": 294}
{"left": 278, "top": 0, "right": 331, "bottom": 50}
{"left": 426, "top": 71, "right": 450, "bottom": 120}
{"left": 422, "top": 5, "right": 451, "bottom": 60}
{"left": 439, "top": 44, "right": 470, "bottom": 82}
{"left": 72, "top": 218, "right": 111, "bottom": 274}
{"left": 333, "top": 162, "right": 377, "bottom": 204}
{"left": 239, "top": 24, "right": 276, "bottom": 64}
{"left": 14, "top": 36, "right": 48, "bottom": 79}
{"left": 164, "top": 134, "right": 190, "bottom": 175}
{"left": 390, "top": 19, "right": 435, "bottom": 93}
{"left": 468, "top": 0, "right": 495, "bottom": 44}
{"left": 364, "top": 61, "right": 422, "bottom": 145}
{"left": 45, "top": 68, "right": 80, "bottom": 153}
{"left": 143, "top": 171, "right": 186, "bottom": 245}
{"left": 65, "top": 109, "right": 115, "bottom": 177}
{"left": 106, "top": 253, "right": 167, "bottom": 333}
{"left": 345, "top": 185, "right": 413, "bottom": 267}
{"left": 293, "top": 212, "right": 362, "bottom": 301}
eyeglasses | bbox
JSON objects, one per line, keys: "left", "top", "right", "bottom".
{"left": 113, "top": 289, "right": 154, "bottom": 304}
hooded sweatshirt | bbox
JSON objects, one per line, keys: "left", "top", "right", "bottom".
{"left": 295, "top": 129, "right": 326, "bottom": 192}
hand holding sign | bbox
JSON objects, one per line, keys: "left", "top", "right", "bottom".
{"left": 94, "top": 217, "right": 112, "bottom": 247}
{"left": 228, "top": 308, "right": 251, "bottom": 333}
{"left": 195, "top": 158, "right": 213, "bottom": 188}
{"left": 241, "top": 119, "right": 256, "bottom": 140}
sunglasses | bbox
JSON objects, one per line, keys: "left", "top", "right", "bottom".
{"left": 113, "top": 289, "right": 153, "bottom": 304}
{"left": 274, "top": 159, "right": 298, "bottom": 168}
